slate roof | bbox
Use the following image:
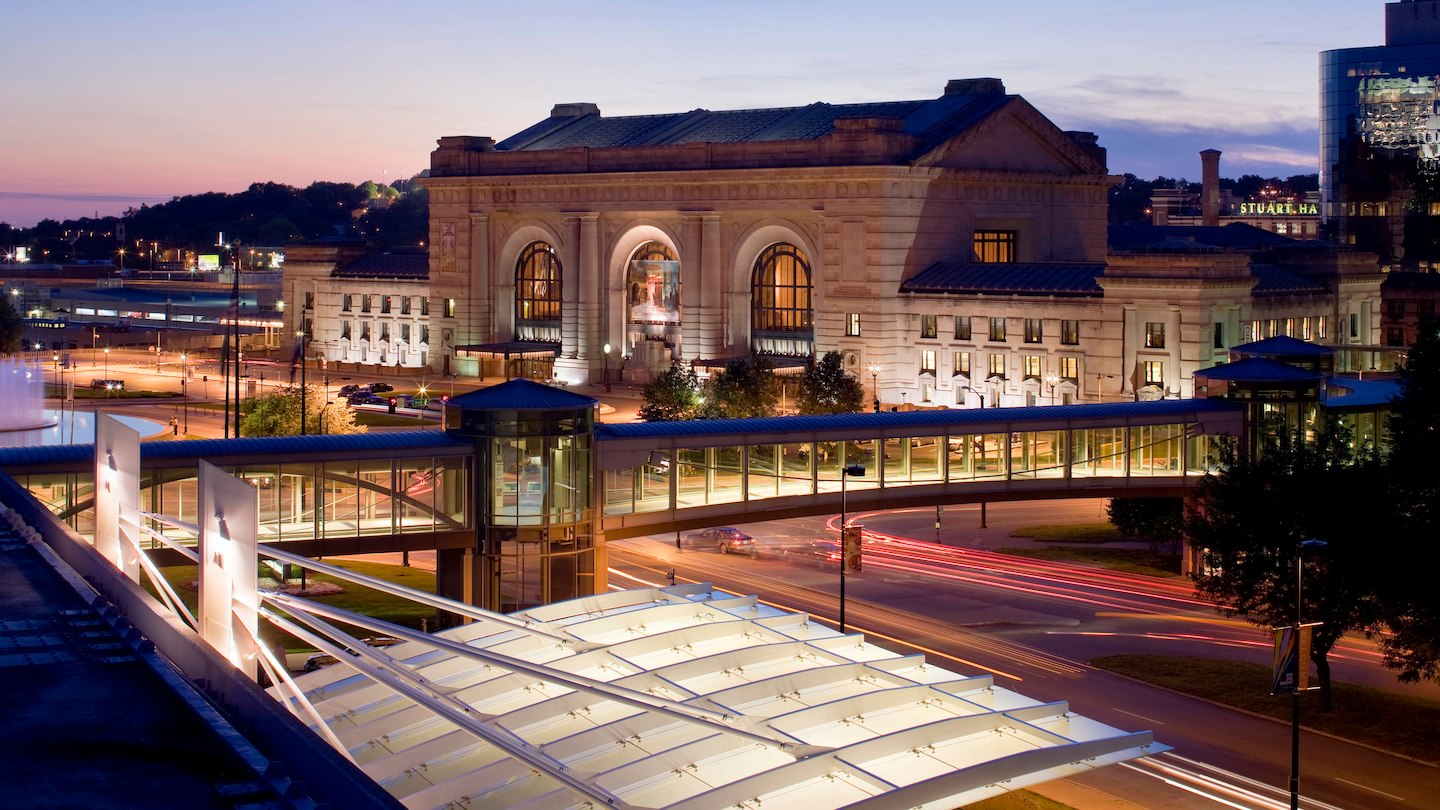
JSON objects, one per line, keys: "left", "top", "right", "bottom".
{"left": 496, "top": 90, "right": 1016, "bottom": 160}
{"left": 447, "top": 378, "right": 598, "bottom": 410}
{"left": 899, "top": 262, "right": 1105, "bottom": 297}
{"left": 597, "top": 399, "right": 1239, "bottom": 441}
{"left": 1251, "top": 264, "right": 1328, "bottom": 295}
{"left": 1192, "top": 357, "right": 1325, "bottom": 383}
{"left": 1108, "top": 223, "right": 1294, "bottom": 251}
{"left": 332, "top": 252, "right": 428, "bottom": 280}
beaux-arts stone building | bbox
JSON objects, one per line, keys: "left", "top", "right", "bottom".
{"left": 285, "top": 79, "right": 1383, "bottom": 407}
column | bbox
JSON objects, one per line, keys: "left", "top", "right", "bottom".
{"left": 1121, "top": 305, "right": 1137, "bottom": 398}
{"left": 576, "top": 214, "right": 599, "bottom": 363}
{"left": 680, "top": 215, "right": 704, "bottom": 361}
{"left": 560, "top": 216, "right": 582, "bottom": 359}
{"left": 699, "top": 213, "right": 724, "bottom": 359}
{"left": 468, "top": 213, "right": 491, "bottom": 344}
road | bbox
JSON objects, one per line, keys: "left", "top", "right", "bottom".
{"left": 604, "top": 507, "right": 1440, "bottom": 809}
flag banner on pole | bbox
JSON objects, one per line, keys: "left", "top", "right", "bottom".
{"left": 1272, "top": 622, "right": 1319, "bottom": 694}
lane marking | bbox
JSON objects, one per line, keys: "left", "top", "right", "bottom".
{"left": 1114, "top": 708, "right": 1165, "bottom": 726}
{"left": 1334, "top": 777, "right": 1405, "bottom": 801}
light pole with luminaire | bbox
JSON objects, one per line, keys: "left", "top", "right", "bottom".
{"left": 296, "top": 330, "right": 308, "bottom": 435}
{"left": 868, "top": 363, "right": 880, "bottom": 413}
{"left": 602, "top": 342, "right": 612, "bottom": 392}
{"left": 1288, "top": 537, "right": 1328, "bottom": 810}
{"left": 838, "top": 463, "right": 865, "bottom": 633}
{"left": 1045, "top": 372, "right": 1060, "bottom": 405}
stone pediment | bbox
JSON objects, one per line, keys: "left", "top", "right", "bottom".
{"left": 915, "top": 97, "right": 1106, "bottom": 175}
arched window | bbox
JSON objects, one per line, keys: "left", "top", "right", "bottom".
{"left": 628, "top": 241, "right": 680, "bottom": 335}
{"left": 515, "top": 241, "right": 561, "bottom": 341}
{"left": 750, "top": 243, "right": 813, "bottom": 356}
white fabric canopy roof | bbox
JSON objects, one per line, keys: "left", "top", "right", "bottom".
{"left": 274, "top": 583, "right": 1164, "bottom": 809}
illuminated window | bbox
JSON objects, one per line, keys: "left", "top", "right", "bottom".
{"left": 751, "top": 243, "right": 813, "bottom": 356}
{"left": 1060, "top": 319, "right": 1079, "bottom": 345}
{"left": 361, "top": 295, "right": 372, "bottom": 313}
{"left": 1023, "top": 354, "right": 1041, "bottom": 379}
{"left": 921, "top": 315, "right": 937, "bottom": 339}
{"left": 1316, "top": 316, "right": 1327, "bottom": 340}
{"left": 973, "top": 230, "right": 1017, "bottom": 263}
{"left": 400, "top": 323, "right": 411, "bottom": 343}
{"left": 954, "top": 316, "right": 972, "bottom": 341}
{"left": 1059, "top": 355, "right": 1078, "bottom": 381}
{"left": 988, "top": 352, "right": 1006, "bottom": 379}
{"left": 515, "top": 242, "right": 561, "bottom": 340}
{"left": 341, "top": 294, "right": 352, "bottom": 312}
{"left": 1301, "top": 317, "right": 1313, "bottom": 341}
{"left": 446, "top": 298, "right": 457, "bottom": 319}
{"left": 846, "top": 313, "right": 861, "bottom": 337}
{"left": 401, "top": 297, "right": 412, "bottom": 315}
{"left": 360, "top": 322, "right": 371, "bottom": 341}
{"left": 421, "top": 297, "right": 430, "bottom": 316}
{"left": 953, "top": 351, "right": 970, "bottom": 376}
{"left": 1024, "top": 318, "right": 1042, "bottom": 343}
{"left": 1144, "top": 322, "right": 1165, "bottom": 349}
{"left": 381, "top": 295, "right": 392, "bottom": 314}
{"left": 989, "top": 317, "right": 1006, "bottom": 342}
{"left": 920, "top": 349, "right": 937, "bottom": 375}
{"left": 1144, "top": 360, "right": 1164, "bottom": 385}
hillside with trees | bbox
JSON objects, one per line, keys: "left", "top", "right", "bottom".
{"left": 1, "top": 176, "right": 428, "bottom": 263}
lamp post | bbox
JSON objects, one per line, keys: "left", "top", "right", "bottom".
{"left": 1289, "top": 538, "right": 1328, "bottom": 810}
{"left": 103, "top": 346, "right": 110, "bottom": 385}
{"left": 179, "top": 353, "right": 189, "bottom": 434}
{"left": 868, "top": 363, "right": 880, "bottom": 413}
{"left": 296, "top": 330, "right": 308, "bottom": 435}
{"left": 1045, "top": 372, "right": 1060, "bottom": 405}
{"left": 838, "top": 463, "right": 866, "bottom": 634}
{"left": 602, "top": 342, "right": 612, "bottom": 392}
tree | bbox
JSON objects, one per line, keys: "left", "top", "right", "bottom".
{"left": 638, "top": 363, "right": 701, "bottom": 422}
{"left": 796, "top": 351, "right": 864, "bottom": 414}
{"left": 702, "top": 357, "right": 780, "bottom": 419}
{"left": 0, "top": 295, "right": 22, "bottom": 354}
{"left": 1106, "top": 497, "right": 1183, "bottom": 554}
{"left": 240, "top": 385, "right": 365, "bottom": 437}
{"left": 1377, "top": 328, "right": 1440, "bottom": 682}
{"left": 1188, "top": 427, "right": 1385, "bottom": 709}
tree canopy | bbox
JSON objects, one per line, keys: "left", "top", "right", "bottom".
{"left": 796, "top": 351, "right": 865, "bottom": 414}
{"left": 240, "top": 385, "right": 365, "bottom": 437}
{"left": 1189, "top": 426, "right": 1386, "bottom": 707}
{"left": 638, "top": 363, "right": 702, "bottom": 422}
{"left": 701, "top": 357, "right": 780, "bottom": 419}
{"left": 0, "top": 296, "right": 22, "bottom": 354}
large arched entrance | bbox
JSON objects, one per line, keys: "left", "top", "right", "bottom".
{"left": 625, "top": 240, "right": 682, "bottom": 381}
{"left": 750, "top": 242, "right": 813, "bottom": 358}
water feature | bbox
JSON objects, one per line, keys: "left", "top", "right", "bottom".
{"left": 0, "top": 356, "right": 166, "bottom": 447}
{"left": 0, "top": 357, "right": 53, "bottom": 433}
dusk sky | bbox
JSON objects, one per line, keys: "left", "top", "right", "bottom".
{"left": 0, "top": 1, "right": 1386, "bottom": 227}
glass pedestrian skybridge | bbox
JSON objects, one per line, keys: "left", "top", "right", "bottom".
{"left": 0, "top": 399, "right": 1243, "bottom": 552}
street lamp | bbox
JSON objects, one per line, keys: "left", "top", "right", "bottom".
{"left": 1045, "top": 372, "right": 1060, "bottom": 405}
{"left": 1287, "top": 538, "right": 1328, "bottom": 810}
{"left": 602, "top": 342, "right": 612, "bottom": 392}
{"left": 838, "top": 463, "right": 866, "bottom": 634}
{"left": 103, "top": 346, "right": 110, "bottom": 382}
{"left": 296, "top": 330, "right": 308, "bottom": 436}
{"left": 868, "top": 363, "right": 880, "bottom": 413}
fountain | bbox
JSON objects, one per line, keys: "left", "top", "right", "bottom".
{"left": 0, "top": 357, "right": 54, "bottom": 433}
{"left": 0, "top": 356, "right": 165, "bottom": 447}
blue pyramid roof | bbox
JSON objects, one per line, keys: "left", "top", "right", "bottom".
{"left": 448, "top": 378, "right": 598, "bottom": 411}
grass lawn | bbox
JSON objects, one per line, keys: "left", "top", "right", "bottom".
{"left": 964, "top": 790, "right": 1073, "bottom": 809}
{"left": 1092, "top": 655, "right": 1440, "bottom": 764}
{"left": 144, "top": 559, "right": 438, "bottom": 652}
{"left": 1010, "top": 523, "right": 1123, "bottom": 543}
{"left": 996, "top": 545, "right": 1182, "bottom": 577}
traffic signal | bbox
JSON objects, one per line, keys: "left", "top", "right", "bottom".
{"left": 388, "top": 397, "right": 397, "bottom": 414}
{"left": 842, "top": 525, "right": 863, "bottom": 573}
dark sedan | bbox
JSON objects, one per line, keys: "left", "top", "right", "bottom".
{"left": 685, "top": 527, "right": 757, "bottom": 556}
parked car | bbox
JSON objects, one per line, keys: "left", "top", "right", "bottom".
{"left": 347, "top": 393, "right": 387, "bottom": 407}
{"left": 368, "top": 382, "right": 394, "bottom": 393}
{"left": 783, "top": 539, "right": 843, "bottom": 571}
{"left": 686, "top": 527, "right": 757, "bottom": 556}
{"left": 338, "top": 384, "right": 369, "bottom": 397}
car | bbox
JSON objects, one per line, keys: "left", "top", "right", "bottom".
{"left": 338, "top": 384, "right": 369, "bottom": 397}
{"left": 368, "top": 382, "right": 394, "bottom": 393}
{"left": 782, "top": 539, "right": 844, "bottom": 571}
{"left": 347, "top": 393, "right": 387, "bottom": 406}
{"left": 686, "top": 527, "right": 757, "bottom": 556}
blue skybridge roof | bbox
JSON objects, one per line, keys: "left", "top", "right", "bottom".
{"left": 0, "top": 430, "right": 468, "bottom": 470}
{"left": 597, "top": 398, "right": 1242, "bottom": 443}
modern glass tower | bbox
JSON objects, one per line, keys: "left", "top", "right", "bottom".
{"left": 1321, "top": 0, "right": 1440, "bottom": 268}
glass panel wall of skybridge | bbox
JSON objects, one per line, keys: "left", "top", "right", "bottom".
{"left": 1070, "top": 428, "right": 1127, "bottom": 478}
{"left": 1130, "top": 424, "right": 1184, "bottom": 476}
{"left": 948, "top": 432, "right": 1008, "bottom": 481}
{"left": 908, "top": 436, "right": 944, "bottom": 483}
{"left": 1010, "top": 430, "right": 1065, "bottom": 480}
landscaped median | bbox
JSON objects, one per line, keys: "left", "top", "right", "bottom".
{"left": 1092, "top": 655, "right": 1440, "bottom": 764}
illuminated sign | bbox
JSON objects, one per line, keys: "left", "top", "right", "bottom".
{"left": 1236, "top": 202, "right": 1318, "bottom": 216}
{"left": 198, "top": 254, "right": 220, "bottom": 271}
